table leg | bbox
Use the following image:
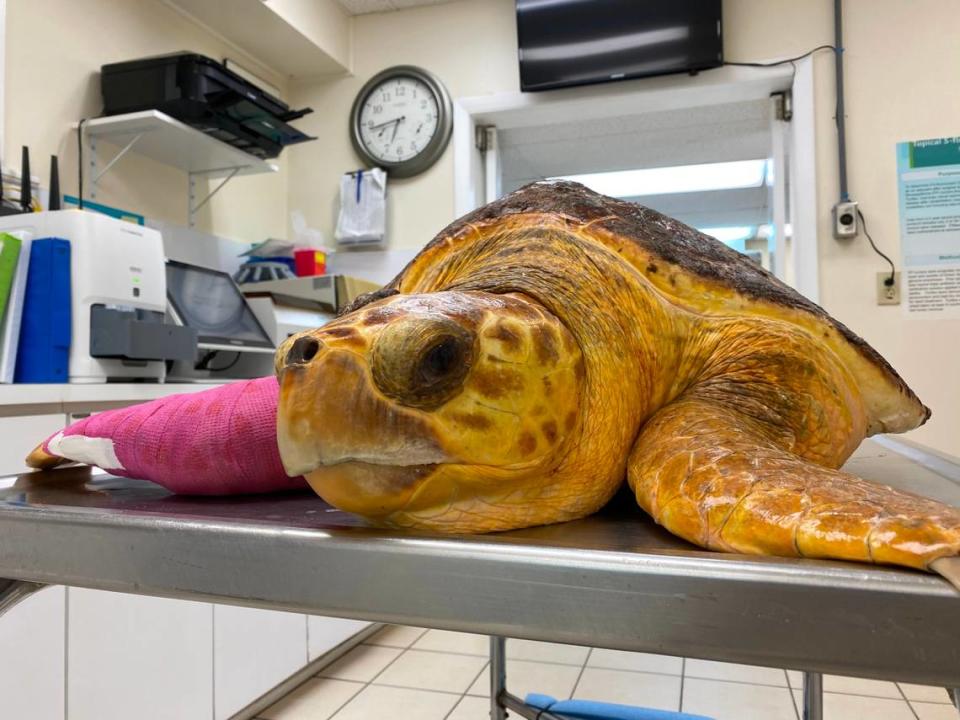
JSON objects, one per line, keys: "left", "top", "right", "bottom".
{"left": 490, "top": 636, "right": 507, "bottom": 720}
{"left": 803, "top": 671, "right": 823, "bottom": 720}
{"left": 0, "top": 578, "right": 46, "bottom": 620}
{"left": 951, "top": 687, "right": 959, "bottom": 709}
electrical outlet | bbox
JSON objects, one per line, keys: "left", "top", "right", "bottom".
{"left": 877, "top": 271, "right": 901, "bottom": 305}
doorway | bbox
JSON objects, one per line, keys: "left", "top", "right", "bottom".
{"left": 454, "top": 61, "right": 817, "bottom": 301}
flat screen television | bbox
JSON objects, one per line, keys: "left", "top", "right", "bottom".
{"left": 516, "top": 0, "right": 723, "bottom": 92}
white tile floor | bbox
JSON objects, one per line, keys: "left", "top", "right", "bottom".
{"left": 259, "top": 625, "right": 959, "bottom": 720}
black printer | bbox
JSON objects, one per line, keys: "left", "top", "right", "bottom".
{"left": 100, "top": 52, "right": 315, "bottom": 160}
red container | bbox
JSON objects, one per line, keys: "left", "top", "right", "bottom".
{"left": 295, "top": 248, "right": 327, "bottom": 277}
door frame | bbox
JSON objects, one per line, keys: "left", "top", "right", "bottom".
{"left": 453, "top": 62, "right": 820, "bottom": 302}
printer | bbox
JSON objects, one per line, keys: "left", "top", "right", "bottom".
{"left": 100, "top": 53, "right": 316, "bottom": 160}
{"left": 0, "top": 210, "right": 195, "bottom": 382}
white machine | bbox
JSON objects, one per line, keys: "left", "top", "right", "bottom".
{"left": 0, "top": 210, "right": 195, "bottom": 382}
{"left": 163, "top": 259, "right": 279, "bottom": 383}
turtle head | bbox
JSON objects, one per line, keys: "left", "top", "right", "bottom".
{"left": 275, "top": 291, "right": 585, "bottom": 531}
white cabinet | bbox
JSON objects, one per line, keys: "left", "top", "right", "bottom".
{"left": 67, "top": 589, "right": 214, "bottom": 720}
{"left": 213, "top": 606, "right": 307, "bottom": 719}
{"left": 0, "top": 586, "right": 66, "bottom": 720}
{"left": 308, "top": 615, "right": 370, "bottom": 661}
{"left": 0, "top": 588, "right": 370, "bottom": 720}
{"left": 0, "top": 413, "right": 67, "bottom": 476}
{"left": 0, "top": 393, "right": 371, "bottom": 719}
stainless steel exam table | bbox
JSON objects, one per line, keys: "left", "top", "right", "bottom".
{"left": 0, "top": 438, "right": 957, "bottom": 720}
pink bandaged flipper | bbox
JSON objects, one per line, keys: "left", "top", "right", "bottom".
{"left": 26, "top": 377, "right": 306, "bottom": 494}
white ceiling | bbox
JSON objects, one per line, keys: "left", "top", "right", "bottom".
{"left": 335, "top": 0, "right": 459, "bottom": 15}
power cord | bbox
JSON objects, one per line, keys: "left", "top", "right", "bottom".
{"left": 725, "top": 44, "right": 838, "bottom": 68}
{"left": 76, "top": 118, "right": 87, "bottom": 210}
{"left": 726, "top": 46, "right": 897, "bottom": 285}
{"left": 194, "top": 350, "right": 242, "bottom": 372}
{"left": 857, "top": 208, "right": 896, "bottom": 285}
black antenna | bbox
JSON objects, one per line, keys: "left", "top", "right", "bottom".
{"left": 20, "top": 146, "right": 31, "bottom": 212}
{"left": 48, "top": 155, "right": 61, "bottom": 211}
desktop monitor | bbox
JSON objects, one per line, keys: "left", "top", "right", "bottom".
{"left": 165, "top": 260, "right": 275, "bottom": 352}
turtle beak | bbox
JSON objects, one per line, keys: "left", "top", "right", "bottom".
{"left": 276, "top": 331, "right": 454, "bottom": 477}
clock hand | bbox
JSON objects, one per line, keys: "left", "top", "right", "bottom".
{"left": 369, "top": 115, "right": 406, "bottom": 131}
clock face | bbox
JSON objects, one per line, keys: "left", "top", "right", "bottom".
{"left": 357, "top": 75, "right": 440, "bottom": 165}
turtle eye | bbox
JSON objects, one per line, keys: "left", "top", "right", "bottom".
{"left": 371, "top": 318, "right": 476, "bottom": 410}
{"left": 418, "top": 338, "right": 460, "bottom": 384}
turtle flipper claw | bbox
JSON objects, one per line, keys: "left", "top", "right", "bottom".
{"left": 931, "top": 557, "right": 960, "bottom": 592}
{"left": 25, "top": 442, "right": 68, "bottom": 470}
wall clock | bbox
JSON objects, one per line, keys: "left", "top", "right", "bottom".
{"left": 350, "top": 65, "right": 453, "bottom": 179}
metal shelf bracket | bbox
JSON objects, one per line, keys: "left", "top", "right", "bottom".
{"left": 187, "top": 167, "right": 241, "bottom": 228}
{"left": 92, "top": 133, "right": 144, "bottom": 184}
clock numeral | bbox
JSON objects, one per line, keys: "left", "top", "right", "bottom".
{"left": 410, "top": 142, "right": 418, "bottom": 153}
{"left": 373, "top": 104, "right": 383, "bottom": 114}
{"left": 397, "top": 86, "right": 406, "bottom": 96}
{"left": 420, "top": 100, "right": 428, "bottom": 110}
{"left": 382, "top": 91, "right": 391, "bottom": 102}
{"left": 367, "top": 120, "right": 375, "bottom": 129}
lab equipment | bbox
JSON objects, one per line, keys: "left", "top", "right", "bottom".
{"left": 165, "top": 260, "right": 276, "bottom": 382}
{"left": 165, "top": 260, "right": 275, "bottom": 353}
{"left": 234, "top": 261, "right": 296, "bottom": 284}
{"left": 0, "top": 210, "right": 195, "bottom": 382}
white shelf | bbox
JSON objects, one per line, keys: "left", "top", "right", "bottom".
{"left": 83, "top": 110, "right": 278, "bottom": 178}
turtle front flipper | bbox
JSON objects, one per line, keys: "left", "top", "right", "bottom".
{"left": 627, "top": 395, "right": 960, "bottom": 587}
{"left": 24, "top": 377, "right": 306, "bottom": 495}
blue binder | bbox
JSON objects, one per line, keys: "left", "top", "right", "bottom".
{"left": 14, "top": 238, "right": 71, "bottom": 383}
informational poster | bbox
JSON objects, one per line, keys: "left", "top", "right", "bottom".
{"left": 896, "top": 137, "right": 960, "bottom": 317}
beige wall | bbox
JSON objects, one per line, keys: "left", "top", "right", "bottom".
{"left": 287, "top": 0, "right": 518, "bottom": 250}
{"left": 289, "top": 0, "right": 960, "bottom": 456}
{"left": 5, "top": 0, "right": 290, "bottom": 243}
{"left": 727, "top": 0, "right": 960, "bottom": 455}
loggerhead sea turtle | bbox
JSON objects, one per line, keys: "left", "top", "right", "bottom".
{"left": 275, "top": 181, "right": 960, "bottom": 586}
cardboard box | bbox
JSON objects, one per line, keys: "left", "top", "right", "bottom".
{"left": 241, "top": 274, "right": 380, "bottom": 314}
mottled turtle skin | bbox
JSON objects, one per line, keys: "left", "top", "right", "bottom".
{"left": 277, "top": 181, "right": 960, "bottom": 585}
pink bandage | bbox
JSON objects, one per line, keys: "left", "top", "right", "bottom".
{"left": 40, "top": 377, "right": 306, "bottom": 495}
